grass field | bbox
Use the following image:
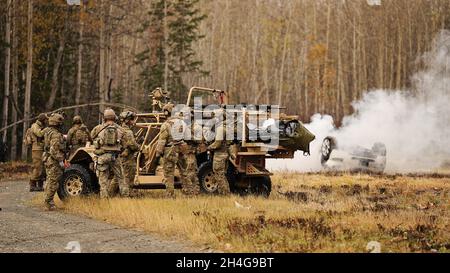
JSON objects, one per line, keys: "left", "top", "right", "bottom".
{"left": 30, "top": 172, "right": 450, "bottom": 253}
{"left": 0, "top": 162, "right": 32, "bottom": 181}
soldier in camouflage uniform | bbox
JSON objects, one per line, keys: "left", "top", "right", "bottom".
{"left": 150, "top": 87, "right": 171, "bottom": 113}
{"left": 119, "top": 111, "right": 140, "bottom": 197}
{"left": 66, "top": 115, "right": 91, "bottom": 157}
{"left": 207, "top": 110, "right": 231, "bottom": 195}
{"left": 91, "top": 109, "right": 124, "bottom": 199}
{"left": 43, "top": 113, "right": 65, "bottom": 210}
{"left": 156, "top": 105, "right": 191, "bottom": 198}
{"left": 29, "top": 114, "right": 48, "bottom": 192}
{"left": 179, "top": 119, "right": 201, "bottom": 196}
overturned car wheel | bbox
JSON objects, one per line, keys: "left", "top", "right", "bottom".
{"left": 321, "top": 137, "right": 337, "bottom": 165}
{"left": 58, "top": 164, "right": 99, "bottom": 201}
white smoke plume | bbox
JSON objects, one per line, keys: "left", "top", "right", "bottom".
{"left": 269, "top": 30, "right": 450, "bottom": 173}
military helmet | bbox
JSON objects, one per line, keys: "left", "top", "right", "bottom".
{"left": 162, "top": 103, "right": 175, "bottom": 116}
{"left": 48, "top": 113, "right": 64, "bottom": 126}
{"left": 151, "top": 87, "right": 169, "bottom": 99}
{"left": 120, "top": 110, "right": 136, "bottom": 121}
{"left": 73, "top": 115, "right": 83, "bottom": 124}
{"left": 151, "top": 88, "right": 163, "bottom": 99}
{"left": 103, "top": 109, "right": 116, "bottom": 121}
{"left": 37, "top": 113, "right": 48, "bottom": 123}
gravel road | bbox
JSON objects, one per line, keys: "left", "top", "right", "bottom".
{"left": 0, "top": 180, "right": 200, "bottom": 253}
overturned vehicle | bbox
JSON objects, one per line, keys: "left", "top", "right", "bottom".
{"left": 320, "top": 136, "right": 387, "bottom": 173}
{"left": 58, "top": 87, "right": 315, "bottom": 200}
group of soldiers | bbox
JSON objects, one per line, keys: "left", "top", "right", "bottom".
{"left": 27, "top": 96, "right": 232, "bottom": 211}
{"left": 27, "top": 109, "right": 140, "bottom": 210}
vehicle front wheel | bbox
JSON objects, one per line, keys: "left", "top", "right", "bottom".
{"left": 198, "top": 161, "right": 217, "bottom": 194}
{"left": 58, "top": 164, "right": 99, "bottom": 201}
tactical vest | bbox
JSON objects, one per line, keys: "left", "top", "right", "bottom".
{"left": 31, "top": 122, "right": 45, "bottom": 149}
{"left": 97, "top": 124, "right": 122, "bottom": 152}
{"left": 167, "top": 118, "right": 188, "bottom": 145}
{"left": 73, "top": 126, "right": 88, "bottom": 145}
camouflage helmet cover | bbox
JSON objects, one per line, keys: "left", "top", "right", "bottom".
{"left": 162, "top": 103, "right": 175, "bottom": 115}
{"left": 37, "top": 113, "right": 48, "bottom": 123}
{"left": 48, "top": 113, "right": 64, "bottom": 126}
{"left": 73, "top": 115, "right": 83, "bottom": 124}
{"left": 103, "top": 108, "right": 116, "bottom": 120}
{"left": 120, "top": 110, "right": 136, "bottom": 121}
{"left": 151, "top": 87, "right": 169, "bottom": 99}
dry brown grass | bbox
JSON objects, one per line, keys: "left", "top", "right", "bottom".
{"left": 32, "top": 172, "right": 450, "bottom": 253}
{"left": 0, "top": 162, "right": 31, "bottom": 181}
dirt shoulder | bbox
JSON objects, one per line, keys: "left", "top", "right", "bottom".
{"left": 0, "top": 180, "right": 200, "bottom": 253}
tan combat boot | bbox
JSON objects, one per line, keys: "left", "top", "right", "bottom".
{"left": 44, "top": 201, "right": 56, "bottom": 211}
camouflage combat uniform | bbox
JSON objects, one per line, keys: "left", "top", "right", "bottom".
{"left": 43, "top": 114, "right": 65, "bottom": 210}
{"left": 119, "top": 122, "right": 139, "bottom": 197}
{"left": 67, "top": 123, "right": 91, "bottom": 157}
{"left": 30, "top": 118, "right": 47, "bottom": 191}
{"left": 91, "top": 110, "right": 124, "bottom": 199}
{"left": 156, "top": 116, "right": 190, "bottom": 198}
{"left": 150, "top": 87, "right": 170, "bottom": 113}
{"left": 208, "top": 120, "right": 231, "bottom": 195}
{"left": 179, "top": 121, "right": 202, "bottom": 196}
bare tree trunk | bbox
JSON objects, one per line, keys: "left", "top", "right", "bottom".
{"left": 352, "top": 14, "right": 358, "bottom": 102}
{"left": 10, "top": 0, "right": 18, "bottom": 160}
{"left": 336, "top": 2, "right": 342, "bottom": 119}
{"left": 323, "top": 2, "right": 331, "bottom": 113}
{"left": 303, "top": 1, "right": 309, "bottom": 119}
{"left": 396, "top": 23, "right": 403, "bottom": 89}
{"left": 22, "top": 0, "right": 33, "bottom": 161}
{"left": 99, "top": 0, "right": 106, "bottom": 117}
{"left": 106, "top": 2, "right": 113, "bottom": 103}
{"left": 2, "top": 0, "right": 11, "bottom": 144}
{"left": 277, "top": 7, "right": 292, "bottom": 106}
{"left": 46, "top": 25, "right": 66, "bottom": 111}
{"left": 163, "top": 0, "right": 169, "bottom": 92}
{"left": 75, "top": 2, "right": 85, "bottom": 115}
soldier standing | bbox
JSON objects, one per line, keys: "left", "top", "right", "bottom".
{"left": 66, "top": 115, "right": 91, "bottom": 157}
{"left": 180, "top": 118, "right": 201, "bottom": 196}
{"left": 91, "top": 109, "right": 124, "bottom": 198}
{"left": 207, "top": 111, "right": 231, "bottom": 195}
{"left": 119, "top": 111, "right": 140, "bottom": 197}
{"left": 150, "top": 87, "right": 171, "bottom": 113}
{"left": 43, "top": 113, "right": 65, "bottom": 210}
{"left": 155, "top": 105, "right": 190, "bottom": 198}
{"left": 29, "top": 113, "right": 48, "bottom": 192}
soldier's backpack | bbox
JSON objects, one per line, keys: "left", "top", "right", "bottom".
{"left": 74, "top": 127, "right": 88, "bottom": 145}
{"left": 23, "top": 127, "right": 34, "bottom": 146}
{"left": 100, "top": 125, "right": 121, "bottom": 151}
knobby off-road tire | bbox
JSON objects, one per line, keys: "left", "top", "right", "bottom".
{"left": 321, "top": 137, "right": 337, "bottom": 165}
{"left": 250, "top": 176, "right": 272, "bottom": 197}
{"left": 58, "top": 164, "right": 99, "bottom": 201}
{"left": 198, "top": 161, "right": 237, "bottom": 194}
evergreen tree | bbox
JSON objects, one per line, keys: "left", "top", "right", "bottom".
{"left": 136, "top": 0, "right": 207, "bottom": 105}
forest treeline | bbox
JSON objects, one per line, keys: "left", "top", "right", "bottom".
{"left": 1, "top": 0, "right": 450, "bottom": 160}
